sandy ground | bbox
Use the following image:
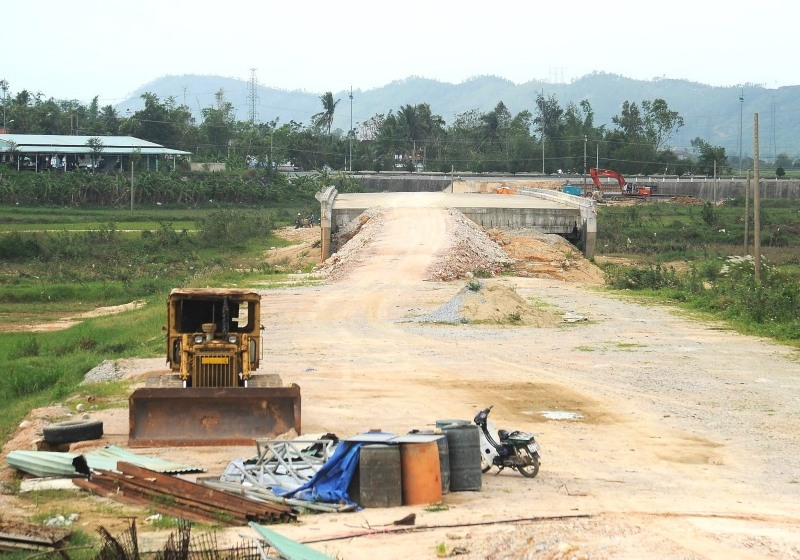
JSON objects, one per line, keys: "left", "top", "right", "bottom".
{"left": 3, "top": 207, "right": 800, "bottom": 559}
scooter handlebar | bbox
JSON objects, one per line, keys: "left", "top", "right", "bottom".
{"left": 473, "top": 406, "right": 493, "bottom": 425}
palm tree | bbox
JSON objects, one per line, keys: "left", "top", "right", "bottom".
{"left": 312, "top": 92, "right": 340, "bottom": 135}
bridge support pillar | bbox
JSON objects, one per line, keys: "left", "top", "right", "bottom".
{"left": 316, "top": 187, "right": 338, "bottom": 261}
{"left": 581, "top": 203, "right": 597, "bottom": 258}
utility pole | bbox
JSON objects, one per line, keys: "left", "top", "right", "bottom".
{"left": 541, "top": 136, "right": 545, "bottom": 174}
{"left": 130, "top": 160, "right": 134, "bottom": 213}
{"left": 349, "top": 87, "right": 354, "bottom": 172}
{"left": 582, "top": 135, "right": 587, "bottom": 187}
{"left": 1, "top": 79, "right": 8, "bottom": 130}
{"left": 753, "top": 113, "right": 762, "bottom": 283}
{"left": 713, "top": 160, "right": 717, "bottom": 204}
{"left": 540, "top": 88, "right": 545, "bottom": 175}
{"left": 744, "top": 170, "right": 750, "bottom": 254}
{"left": 738, "top": 88, "right": 743, "bottom": 173}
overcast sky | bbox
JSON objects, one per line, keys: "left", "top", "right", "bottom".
{"left": 3, "top": 0, "right": 797, "bottom": 104}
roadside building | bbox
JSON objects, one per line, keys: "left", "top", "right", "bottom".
{"left": 0, "top": 134, "right": 191, "bottom": 172}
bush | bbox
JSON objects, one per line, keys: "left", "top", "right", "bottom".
{"left": 701, "top": 202, "right": 715, "bottom": 226}
{"left": 603, "top": 254, "right": 800, "bottom": 341}
{"left": 604, "top": 264, "right": 679, "bottom": 290}
{"left": 9, "top": 335, "right": 41, "bottom": 359}
{"left": 197, "top": 208, "right": 274, "bottom": 248}
{"left": 0, "top": 232, "right": 42, "bottom": 260}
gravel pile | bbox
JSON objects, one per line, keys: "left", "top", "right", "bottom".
{"left": 409, "top": 290, "right": 469, "bottom": 324}
{"left": 81, "top": 360, "right": 125, "bottom": 384}
{"left": 81, "top": 358, "right": 166, "bottom": 384}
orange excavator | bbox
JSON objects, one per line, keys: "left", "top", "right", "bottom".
{"left": 589, "top": 168, "right": 654, "bottom": 197}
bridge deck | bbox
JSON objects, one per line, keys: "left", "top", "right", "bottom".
{"left": 333, "top": 192, "right": 567, "bottom": 210}
{"left": 319, "top": 188, "right": 595, "bottom": 258}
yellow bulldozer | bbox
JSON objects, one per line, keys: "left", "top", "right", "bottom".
{"left": 129, "top": 288, "right": 301, "bottom": 447}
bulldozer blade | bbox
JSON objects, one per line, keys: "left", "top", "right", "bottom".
{"left": 128, "top": 385, "right": 301, "bottom": 447}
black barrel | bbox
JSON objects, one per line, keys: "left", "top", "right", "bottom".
{"left": 442, "top": 424, "right": 482, "bottom": 491}
{"left": 352, "top": 444, "right": 402, "bottom": 508}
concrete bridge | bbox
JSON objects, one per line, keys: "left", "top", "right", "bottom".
{"left": 312, "top": 173, "right": 799, "bottom": 263}
{"left": 315, "top": 186, "right": 597, "bottom": 260}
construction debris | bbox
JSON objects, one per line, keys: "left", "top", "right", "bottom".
{"left": 96, "top": 518, "right": 264, "bottom": 560}
{"left": 221, "top": 436, "right": 338, "bottom": 489}
{"left": 198, "top": 478, "right": 354, "bottom": 514}
{"left": 202, "top": 435, "right": 353, "bottom": 514}
{"left": 74, "top": 462, "right": 294, "bottom": 526}
{"left": 6, "top": 445, "right": 206, "bottom": 478}
{"left": 249, "top": 521, "right": 336, "bottom": 560}
{"left": 0, "top": 518, "right": 71, "bottom": 555}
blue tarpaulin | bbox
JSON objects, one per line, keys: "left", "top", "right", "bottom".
{"left": 275, "top": 441, "right": 364, "bottom": 506}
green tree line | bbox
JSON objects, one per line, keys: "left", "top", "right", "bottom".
{"left": 1, "top": 80, "right": 744, "bottom": 176}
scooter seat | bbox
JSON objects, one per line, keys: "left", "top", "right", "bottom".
{"left": 498, "top": 429, "right": 510, "bottom": 440}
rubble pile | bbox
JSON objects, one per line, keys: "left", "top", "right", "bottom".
{"left": 425, "top": 209, "right": 512, "bottom": 281}
{"left": 321, "top": 208, "right": 386, "bottom": 280}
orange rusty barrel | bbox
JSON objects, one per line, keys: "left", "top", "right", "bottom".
{"left": 400, "top": 441, "right": 442, "bottom": 505}
{"left": 415, "top": 430, "right": 450, "bottom": 494}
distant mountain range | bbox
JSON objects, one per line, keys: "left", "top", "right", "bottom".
{"left": 115, "top": 73, "right": 800, "bottom": 159}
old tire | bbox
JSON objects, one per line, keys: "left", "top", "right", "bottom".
{"left": 43, "top": 420, "right": 103, "bottom": 445}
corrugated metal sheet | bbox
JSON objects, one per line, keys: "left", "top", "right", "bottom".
{"left": 345, "top": 431, "right": 397, "bottom": 443}
{"left": 390, "top": 433, "right": 445, "bottom": 443}
{"left": 0, "top": 134, "right": 191, "bottom": 155}
{"left": 85, "top": 445, "right": 206, "bottom": 474}
{"left": 6, "top": 445, "right": 205, "bottom": 478}
{"left": 1, "top": 145, "right": 189, "bottom": 155}
{"left": 5, "top": 450, "right": 78, "bottom": 478}
{"left": 249, "top": 522, "right": 335, "bottom": 560}
{"left": 0, "top": 134, "right": 163, "bottom": 148}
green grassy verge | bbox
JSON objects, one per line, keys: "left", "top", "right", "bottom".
{"left": 0, "top": 203, "right": 321, "bottom": 446}
{"left": 0, "top": 301, "right": 164, "bottom": 443}
{"left": 597, "top": 198, "right": 800, "bottom": 346}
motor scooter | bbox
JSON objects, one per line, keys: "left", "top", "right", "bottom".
{"left": 474, "top": 406, "right": 540, "bottom": 478}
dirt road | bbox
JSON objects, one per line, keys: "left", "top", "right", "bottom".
{"left": 3, "top": 206, "right": 800, "bottom": 558}
{"left": 259, "top": 207, "right": 800, "bottom": 559}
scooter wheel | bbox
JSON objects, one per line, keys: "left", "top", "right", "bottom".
{"left": 518, "top": 458, "right": 540, "bottom": 478}
{"left": 516, "top": 447, "right": 540, "bottom": 478}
